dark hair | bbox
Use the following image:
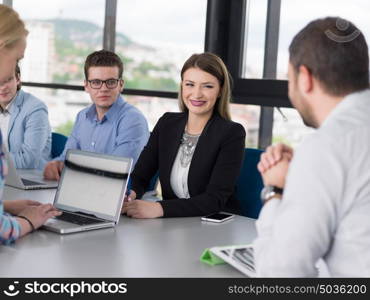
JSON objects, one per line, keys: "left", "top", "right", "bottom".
{"left": 289, "top": 17, "right": 369, "bottom": 96}
{"left": 84, "top": 50, "right": 123, "bottom": 79}
{"left": 15, "top": 63, "right": 21, "bottom": 91}
{"left": 179, "top": 52, "right": 232, "bottom": 120}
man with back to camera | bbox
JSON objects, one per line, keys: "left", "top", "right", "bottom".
{"left": 254, "top": 17, "right": 370, "bottom": 277}
{"left": 43, "top": 50, "right": 149, "bottom": 180}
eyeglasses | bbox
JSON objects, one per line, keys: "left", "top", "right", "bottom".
{"left": 87, "top": 78, "right": 121, "bottom": 89}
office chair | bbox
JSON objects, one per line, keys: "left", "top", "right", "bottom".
{"left": 126, "top": 171, "right": 159, "bottom": 201}
{"left": 139, "top": 171, "right": 159, "bottom": 201}
{"left": 51, "top": 132, "right": 68, "bottom": 159}
{"left": 236, "top": 148, "right": 264, "bottom": 219}
{"left": 147, "top": 171, "right": 159, "bottom": 192}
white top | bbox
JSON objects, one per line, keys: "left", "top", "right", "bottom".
{"left": 170, "top": 147, "right": 191, "bottom": 198}
{"left": 170, "top": 132, "right": 200, "bottom": 199}
{"left": 0, "top": 99, "right": 14, "bottom": 151}
{"left": 254, "top": 89, "right": 370, "bottom": 277}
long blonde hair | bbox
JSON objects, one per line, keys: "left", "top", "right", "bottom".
{"left": 179, "top": 52, "right": 232, "bottom": 120}
{"left": 0, "top": 5, "right": 28, "bottom": 50}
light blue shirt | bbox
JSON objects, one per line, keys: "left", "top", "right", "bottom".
{"left": 55, "top": 96, "right": 149, "bottom": 165}
{"left": 7, "top": 90, "right": 51, "bottom": 169}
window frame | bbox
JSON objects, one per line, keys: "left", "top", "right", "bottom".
{"left": 13, "top": 0, "right": 295, "bottom": 148}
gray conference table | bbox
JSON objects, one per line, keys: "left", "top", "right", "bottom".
{"left": 0, "top": 186, "right": 257, "bottom": 277}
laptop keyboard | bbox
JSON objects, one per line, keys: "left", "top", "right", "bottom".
{"left": 56, "top": 212, "right": 105, "bottom": 225}
{"left": 21, "top": 178, "right": 45, "bottom": 186}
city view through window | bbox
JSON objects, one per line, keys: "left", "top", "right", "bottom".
{"left": 13, "top": 0, "right": 370, "bottom": 148}
{"left": 244, "top": 0, "right": 370, "bottom": 146}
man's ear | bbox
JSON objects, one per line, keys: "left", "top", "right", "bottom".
{"left": 120, "top": 79, "right": 124, "bottom": 92}
{"left": 84, "top": 80, "right": 88, "bottom": 92}
{"left": 15, "top": 74, "right": 21, "bottom": 87}
{"left": 297, "top": 65, "right": 313, "bottom": 94}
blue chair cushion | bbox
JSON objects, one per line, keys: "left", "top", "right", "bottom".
{"left": 236, "top": 148, "right": 264, "bottom": 219}
{"left": 51, "top": 132, "right": 68, "bottom": 159}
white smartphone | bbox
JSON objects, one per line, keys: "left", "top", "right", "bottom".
{"left": 201, "top": 213, "right": 234, "bottom": 223}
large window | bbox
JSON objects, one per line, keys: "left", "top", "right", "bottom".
{"left": 230, "top": 104, "right": 260, "bottom": 148}
{"left": 243, "top": 0, "right": 268, "bottom": 79}
{"left": 13, "top": 0, "right": 209, "bottom": 140}
{"left": 125, "top": 95, "right": 179, "bottom": 131}
{"left": 273, "top": 108, "right": 314, "bottom": 147}
{"left": 14, "top": 0, "right": 105, "bottom": 84}
{"left": 13, "top": 0, "right": 105, "bottom": 136}
{"left": 277, "top": 0, "right": 370, "bottom": 80}
{"left": 21, "top": 86, "right": 90, "bottom": 135}
{"left": 115, "top": 0, "right": 209, "bottom": 146}
{"left": 273, "top": 0, "right": 370, "bottom": 146}
{"left": 116, "top": 0, "right": 207, "bottom": 92}
{"left": 13, "top": 0, "right": 367, "bottom": 149}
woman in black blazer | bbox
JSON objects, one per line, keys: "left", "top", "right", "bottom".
{"left": 123, "top": 52, "right": 246, "bottom": 218}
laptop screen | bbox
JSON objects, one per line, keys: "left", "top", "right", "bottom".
{"left": 54, "top": 150, "right": 132, "bottom": 221}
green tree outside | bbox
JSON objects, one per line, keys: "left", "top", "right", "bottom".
{"left": 54, "top": 120, "right": 74, "bottom": 137}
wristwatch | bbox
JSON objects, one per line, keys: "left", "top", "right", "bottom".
{"left": 260, "top": 185, "right": 284, "bottom": 204}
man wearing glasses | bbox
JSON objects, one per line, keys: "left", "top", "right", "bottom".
{"left": 44, "top": 50, "right": 149, "bottom": 180}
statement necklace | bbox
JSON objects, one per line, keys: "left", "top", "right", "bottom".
{"left": 180, "top": 131, "right": 200, "bottom": 168}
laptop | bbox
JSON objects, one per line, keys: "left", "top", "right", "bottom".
{"left": 4, "top": 151, "right": 59, "bottom": 190}
{"left": 210, "top": 244, "right": 256, "bottom": 277}
{"left": 43, "top": 149, "right": 132, "bottom": 234}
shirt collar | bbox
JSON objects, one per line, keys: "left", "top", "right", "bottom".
{"left": 85, "top": 95, "right": 125, "bottom": 122}
{"left": 320, "top": 89, "right": 370, "bottom": 128}
{"left": 0, "top": 91, "right": 18, "bottom": 114}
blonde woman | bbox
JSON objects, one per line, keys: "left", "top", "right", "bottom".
{"left": 123, "top": 52, "right": 246, "bottom": 218}
{"left": 0, "top": 4, "right": 27, "bottom": 77}
{"left": 0, "top": 4, "right": 60, "bottom": 244}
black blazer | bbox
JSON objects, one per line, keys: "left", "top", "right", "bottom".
{"left": 131, "top": 112, "right": 246, "bottom": 217}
